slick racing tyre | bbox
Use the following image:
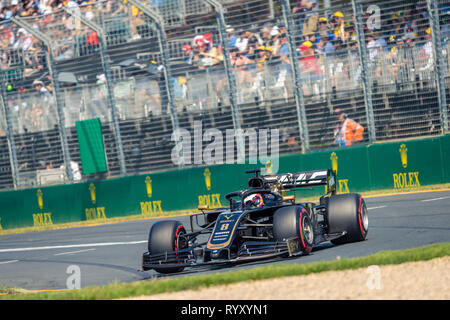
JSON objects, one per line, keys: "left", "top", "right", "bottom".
{"left": 327, "top": 193, "right": 368, "bottom": 245}
{"left": 273, "top": 206, "right": 314, "bottom": 255}
{"left": 148, "top": 220, "right": 188, "bottom": 274}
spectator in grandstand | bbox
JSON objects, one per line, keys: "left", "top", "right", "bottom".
{"left": 316, "top": 34, "right": 335, "bottom": 54}
{"left": 38, "top": 0, "right": 55, "bottom": 15}
{"left": 274, "top": 33, "right": 290, "bottom": 88}
{"left": 255, "top": 45, "right": 268, "bottom": 65}
{"left": 269, "top": 25, "right": 282, "bottom": 56}
{"left": 53, "top": 34, "right": 75, "bottom": 62}
{"left": 247, "top": 41, "right": 258, "bottom": 61}
{"left": 292, "top": 0, "right": 318, "bottom": 42}
{"left": 418, "top": 28, "right": 434, "bottom": 72}
{"left": 264, "top": 46, "right": 273, "bottom": 61}
{"left": 0, "top": 5, "right": 14, "bottom": 21}
{"left": 246, "top": 34, "right": 261, "bottom": 61}
{"left": 333, "top": 111, "right": 364, "bottom": 147}
{"left": 347, "top": 40, "right": 361, "bottom": 88}
{"left": 252, "top": 45, "right": 268, "bottom": 91}
{"left": 24, "top": 41, "right": 46, "bottom": 76}
{"left": 233, "top": 49, "right": 254, "bottom": 88}
{"left": 402, "top": 9, "right": 419, "bottom": 37}
{"left": 203, "top": 33, "right": 213, "bottom": 49}
{"left": 13, "top": 28, "right": 33, "bottom": 51}
{"left": 367, "top": 33, "right": 381, "bottom": 62}
{"left": 317, "top": 16, "right": 334, "bottom": 42}
{"left": 386, "top": 36, "right": 410, "bottom": 87}
{"left": 193, "top": 42, "right": 208, "bottom": 69}
{"left": 441, "top": 11, "right": 450, "bottom": 43}
{"left": 197, "top": 45, "right": 224, "bottom": 68}
{"left": 229, "top": 47, "right": 238, "bottom": 64}
{"left": 0, "top": 29, "right": 11, "bottom": 49}
{"left": 390, "top": 10, "right": 405, "bottom": 35}
{"left": 0, "top": 49, "right": 10, "bottom": 71}
{"left": 375, "top": 31, "right": 387, "bottom": 48}
{"left": 27, "top": 79, "right": 51, "bottom": 131}
{"left": 277, "top": 23, "right": 287, "bottom": 37}
{"left": 402, "top": 31, "right": 416, "bottom": 47}
{"left": 111, "top": 1, "right": 127, "bottom": 16}
{"left": 260, "top": 25, "right": 272, "bottom": 48}
{"left": 192, "top": 33, "right": 212, "bottom": 53}
{"left": 235, "top": 30, "right": 249, "bottom": 54}
{"left": 327, "top": 39, "right": 347, "bottom": 94}
{"left": 182, "top": 44, "right": 194, "bottom": 66}
{"left": 0, "top": 25, "right": 15, "bottom": 47}
{"left": 331, "top": 11, "right": 349, "bottom": 44}
{"left": 278, "top": 33, "right": 289, "bottom": 61}
{"left": 226, "top": 27, "right": 236, "bottom": 49}
{"left": 298, "top": 41, "right": 322, "bottom": 96}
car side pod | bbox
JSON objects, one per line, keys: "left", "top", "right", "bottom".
{"left": 326, "top": 193, "right": 369, "bottom": 245}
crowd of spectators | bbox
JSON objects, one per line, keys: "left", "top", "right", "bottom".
{"left": 0, "top": 0, "right": 97, "bottom": 19}
{"left": 181, "top": 1, "right": 449, "bottom": 99}
{"left": 1, "top": 0, "right": 449, "bottom": 134}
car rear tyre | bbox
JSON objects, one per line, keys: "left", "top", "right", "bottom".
{"left": 327, "top": 193, "right": 368, "bottom": 245}
{"left": 273, "top": 206, "right": 313, "bottom": 254}
{"left": 148, "top": 220, "right": 187, "bottom": 274}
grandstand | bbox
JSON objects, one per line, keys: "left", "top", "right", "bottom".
{"left": 0, "top": 0, "right": 448, "bottom": 189}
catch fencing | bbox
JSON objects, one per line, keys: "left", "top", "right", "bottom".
{"left": 0, "top": 0, "right": 448, "bottom": 190}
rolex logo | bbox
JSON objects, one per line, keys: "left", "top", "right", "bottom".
{"left": 89, "top": 183, "right": 96, "bottom": 205}
{"left": 37, "top": 189, "right": 44, "bottom": 210}
{"left": 204, "top": 168, "right": 211, "bottom": 191}
{"left": 145, "top": 176, "right": 152, "bottom": 198}
{"left": 330, "top": 152, "right": 338, "bottom": 175}
{"left": 399, "top": 144, "right": 408, "bottom": 168}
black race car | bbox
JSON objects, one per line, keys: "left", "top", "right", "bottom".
{"left": 142, "top": 168, "right": 369, "bottom": 274}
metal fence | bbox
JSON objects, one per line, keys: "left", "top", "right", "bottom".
{"left": 0, "top": 0, "right": 448, "bottom": 190}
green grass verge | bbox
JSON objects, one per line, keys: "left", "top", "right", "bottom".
{"left": 1, "top": 242, "right": 449, "bottom": 300}
{"left": 2, "top": 183, "right": 450, "bottom": 236}
{"left": 0, "top": 286, "right": 26, "bottom": 296}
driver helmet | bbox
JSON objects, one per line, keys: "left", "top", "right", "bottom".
{"left": 243, "top": 193, "right": 264, "bottom": 208}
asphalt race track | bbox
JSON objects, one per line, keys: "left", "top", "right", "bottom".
{"left": 0, "top": 190, "right": 449, "bottom": 291}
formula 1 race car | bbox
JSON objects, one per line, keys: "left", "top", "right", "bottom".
{"left": 142, "top": 168, "right": 369, "bottom": 274}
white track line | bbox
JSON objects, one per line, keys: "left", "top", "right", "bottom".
{"left": 367, "top": 206, "right": 386, "bottom": 210}
{"left": 54, "top": 248, "right": 96, "bottom": 256}
{"left": 0, "top": 240, "right": 147, "bottom": 254}
{"left": 421, "top": 196, "right": 450, "bottom": 202}
{"left": 0, "top": 260, "right": 19, "bottom": 265}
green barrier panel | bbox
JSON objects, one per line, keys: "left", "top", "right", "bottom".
{"left": 368, "top": 137, "right": 444, "bottom": 191}
{"left": 1, "top": 136, "right": 449, "bottom": 231}
{"left": 440, "top": 134, "right": 450, "bottom": 183}
{"left": 76, "top": 118, "right": 108, "bottom": 175}
{"left": 299, "top": 145, "right": 372, "bottom": 197}
{"left": 0, "top": 183, "right": 87, "bottom": 230}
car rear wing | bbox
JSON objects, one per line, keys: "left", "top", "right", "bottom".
{"left": 263, "top": 169, "right": 337, "bottom": 194}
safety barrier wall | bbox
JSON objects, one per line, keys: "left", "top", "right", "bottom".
{"left": 0, "top": 135, "right": 449, "bottom": 230}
